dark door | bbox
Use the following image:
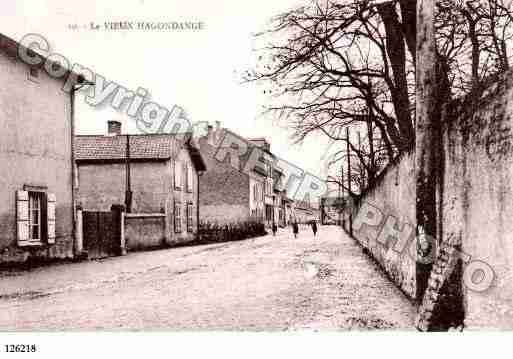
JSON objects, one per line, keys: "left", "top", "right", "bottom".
{"left": 83, "top": 211, "right": 120, "bottom": 259}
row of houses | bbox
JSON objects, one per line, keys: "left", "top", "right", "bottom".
{"left": 0, "top": 32, "right": 320, "bottom": 264}
{"left": 197, "top": 124, "right": 310, "bottom": 228}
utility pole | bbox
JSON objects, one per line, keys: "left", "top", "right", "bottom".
{"left": 338, "top": 166, "right": 341, "bottom": 226}
{"left": 367, "top": 107, "right": 375, "bottom": 188}
{"left": 125, "top": 134, "right": 132, "bottom": 213}
{"left": 358, "top": 130, "right": 365, "bottom": 192}
{"left": 346, "top": 127, "right": 352, "bottom": 235}
{"left": 341, "top": 167, "right": 345, "bottom": 228}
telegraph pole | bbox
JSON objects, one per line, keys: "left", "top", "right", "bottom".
{"left": 338, "top": 166, "right": 342, "bottom": 226}
{"left": 367, "top": 110, "right": 375, "bottom": 187}
{"left": 358, "top": 130, "right": 365, "bottom": 192}
{"left": 125, "top": 134, "right": 132, "bottom": 213}
{"left": 341, "top": 167, "right": 345, "bottom": 228}
{"left": 346, "top": 127, "right": 352, "bottom": 235}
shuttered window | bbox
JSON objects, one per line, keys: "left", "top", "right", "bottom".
{"left": 186, "top": 203, "right": 193, "bottom": 232}
{"left": 182, "top": 163, "right": 187, "bottom": 193}
{"left": 187, "top": 165, "right": 194, "bottom": 193}
{"left": 16, "top": 191, "right": 30, "bottom": 246}
{"left": 16, "top": 190, "right": 55, "bottom": 245}
{"left": 174, "top": 161, "right": 181, "bottom": 190}
{"left": 174, "top": 201, "right": 182, "bottom": 233}
{"left": 46, "top": 193, "right": 56, "bottom": 244}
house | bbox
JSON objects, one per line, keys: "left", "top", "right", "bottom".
{"left": 0, "top": 33, "right": 83, "bottom": 263}
{"left": 292, "top": 197, "right": 320, "bottom": 224}
{"left": 320, "top": 196, "right": 346, "bottom": 225}
{"left": 74, "top": 121, "right": 206, "bottom": 249}
{"left": 273, "top": 168, "right": 288, "bottom": 227}
{"left": 198, "top": 123, "right": 267, "bottom": 225}
{"left": 247, "top": 137, "right": 277, "bottom": 228}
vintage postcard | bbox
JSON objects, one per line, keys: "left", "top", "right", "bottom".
{"left": 0, "top": 0, "right": 513, "bottom": 355}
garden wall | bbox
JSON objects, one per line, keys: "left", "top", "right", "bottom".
{"left": 347, "top": 150, "right": 416, "bottom": 299}
{"left": 438, "top": 71, "right": 513, "bottom": 329}
{"left": 124, "top": 213, "right": 167, "bottom": 251}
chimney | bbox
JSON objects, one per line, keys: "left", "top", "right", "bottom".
{"left": 107, "top": 120, "right": 122, "bottom": 136}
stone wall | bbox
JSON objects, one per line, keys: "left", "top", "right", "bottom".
{"left": 77, "top": 161, "right": 170, "bottom": 213}
{"left": 124, "top": 214, "right": 167, "bottom": 251}
{"left": 348, "top": 150, "right": 417, "bottom": 299}
{"left": 198, "top": 137, "right": 251, "bottom": 224}
{"left": 437, "top": 71, "right": 513, "bottom": 329}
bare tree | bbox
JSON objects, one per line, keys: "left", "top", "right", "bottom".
{"left": 436, "top": 0, "right": 513, "bottom": 100}
{"left": 245, "top": 0, "right": 417, "bottom": 166}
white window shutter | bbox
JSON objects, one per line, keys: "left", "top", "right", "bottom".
{"left": 188, "top": 165, "right": 194, "bottom": 191}
{"left": 16, "top": 190, "right": 30, "bottom": 246}
{"left": 175, "top": 161, "right": 181, "bottom": 188}
{"left": 47, "top": 193, "right": 56, "bottom": 244}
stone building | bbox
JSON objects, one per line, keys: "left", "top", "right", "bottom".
{"left": 0, "top": 33, "right": 82, "bottom": 263}
{"left": 75, "top": 121, "right": 206, "bottom": 246}
{"left": 273, "top": 168, "right": 288, "bottom": 227}
{"left": 247, "top": 138, "right": 277, "bottom": 228}
{"left": 198, "top": 124, "right": 267, "bottom": 225}
{"left": 320, "top": 196, "right": 346, "bottom": 225}
{"left": 292, "top": 198, "right": 320, "bottom": 224}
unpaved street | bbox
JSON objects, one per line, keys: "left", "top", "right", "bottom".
{"left": 0, "top": 226, "right": 415, "bottom": 330}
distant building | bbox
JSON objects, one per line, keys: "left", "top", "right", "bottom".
{"left": 273, "top": 168, "right": 288, "bottom": 227}
{"left": 247, "top": 137, "right": 277, "bottom": 228}
{"left": 197, "top": 124, "right": 267, "bottom": 224}
{"left": 75, "top": 121, "right": 206, "bottom": 246}
{"left": 320, "top": 196, "right": 346, "bottom": 225}
{"left": 0, "top": 33, "right": 82, "bottom": 263}
{"left": 292, "top": 196, "right": 320, "bottom": 224}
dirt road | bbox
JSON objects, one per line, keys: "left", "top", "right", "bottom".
{"left": 0, "top": 225, "right": 415, "bottom": 330}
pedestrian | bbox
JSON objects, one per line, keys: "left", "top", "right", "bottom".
{"left": 292, "top": 221, "right": 299, "bottom": 239}
{"left": 272, "top": 222, "right": 278, "bottom": 237}
{"left": 311, "top": 220, "right": 318, "bottom": 237}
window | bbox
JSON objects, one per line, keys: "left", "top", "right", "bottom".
{"left": 182, "top": 163, "right": 187, "bottom": 192}
{"left": 174, "top": 161, "right": 181, "bottom": 190}
{"left": 186, "top": 203, "right": 194, "bottom": 232}
{"left": 29, "top": 192, "right": 43, "bottom": 241}
{"left": 16, "top": 190, "right": 56, "bottom": 245}
{"left": 174, "top": 201, "right": 182, "bottom": 233}
{"left": 186, "top": 164, "right": 194, "bottom": 193}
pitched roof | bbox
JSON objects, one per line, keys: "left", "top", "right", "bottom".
{"left": 198, "top": 135, "right": 268, "bottom": 178}
{"left": 75, "top": 134, "right": 181, "bottom": 161}
{"left": 75, "top": 133, "right": 208, "bottom": 172}
{"left": 321, "top": 197, "right": 347, "bottom": 206}
{"left": 0, "top": 32, "right": 82, "bottom": 85}
{"left": 185, "top": 141, "right": 207, "bottom": 173}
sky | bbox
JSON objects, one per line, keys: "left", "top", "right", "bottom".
{"left": 1, "top": 0, "right": 337, "bottom": 179}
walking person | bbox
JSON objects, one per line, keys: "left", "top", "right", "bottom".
{"left": 292, "top": 221, "right": 299, "bottom": 239}
{"left": 311, "top": 219, "right": 318, "bottom": 238}
{"left": 272, "top": 222, "right": 278, "bottom": 237}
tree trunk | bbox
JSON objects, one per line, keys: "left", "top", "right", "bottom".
{"left": 416, "top": 0, "right": 438, "bottom": 305}
{"left": 378, "top": 3, "right": 415, "bottom": 150}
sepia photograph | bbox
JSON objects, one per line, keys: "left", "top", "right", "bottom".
{"left": 1, "top": 0, "right": 513, "bottom": 356}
